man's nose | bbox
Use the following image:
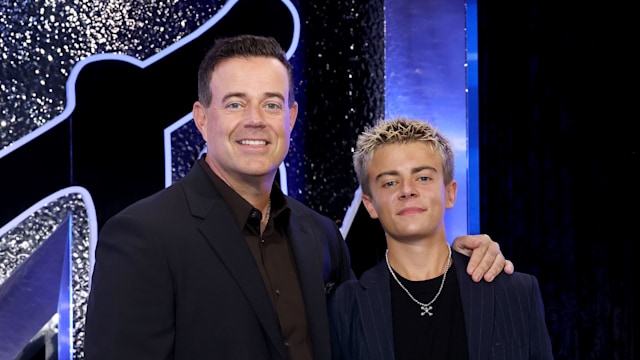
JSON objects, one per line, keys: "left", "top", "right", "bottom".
{"left": 245, "top": 105, "right": 266, "bottom": 126}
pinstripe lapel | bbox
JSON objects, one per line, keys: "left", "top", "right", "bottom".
{"left": 359, "top": 261, "right": 396, "bottom": 359}
{"left": 454, "top": 251, "right": 494, "bottom": 360}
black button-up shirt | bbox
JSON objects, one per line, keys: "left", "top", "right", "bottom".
{"left": 199, "top": 157, "right": 312, "bottom": 359}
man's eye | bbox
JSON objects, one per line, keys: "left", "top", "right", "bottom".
{"left": 228, "top": 103, "right": 241, "bottom": 109}
{"left": 266, "top": 103, "right": 282, "bottom": 110}
{"left": 418, "top": 176, "right": 432, "bottom": 182}
{"left": 382, "top": 181, "right": 396, "bottom": 188}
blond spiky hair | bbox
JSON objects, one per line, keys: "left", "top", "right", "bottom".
{"left": 353, "top": 117, "right": 455, "bottom": 195}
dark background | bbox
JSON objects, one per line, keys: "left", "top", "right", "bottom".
{"left": 476, "top": 1, "right": 636, "bottom": 358}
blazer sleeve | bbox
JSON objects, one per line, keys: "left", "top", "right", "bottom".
{"left": 526, "top": 275, "right": 554, "bottom": 359}
{"left": 494, "top": 272, "right": 554, "bottom": 359}
{"left": 85, "top": 210, "right": 176, "bottom": 360}
{"left": 456, "top": 250, "right": 554, "bottom": 360}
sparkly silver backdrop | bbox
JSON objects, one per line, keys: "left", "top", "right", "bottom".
{"left": 0, "top": 0, "right": 385, "bottom": 358}
{"left": 0, "top": 0, "right": 218, "bottom": 151}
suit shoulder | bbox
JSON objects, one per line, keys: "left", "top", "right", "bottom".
{"left": 497, "top": 270, "right": 538, "bottom": 282}
{"left": 493, "top": 270, "right": 541, "bottom": 295}
{"left": 101, "top": 181, "right": 190, "bottom": 234}
{"left": 286, "top": 196, "right": 319, "bottom": 214}
{"left": 113, "top": 162, "right": 209, "bottom": 217}
{"left": 117, "top": 183, "right": 183, "bottom": 215}
{"left": 286, "top": 196, "right": 337, "bottom": 224}
{"left": 329, "top": 279, "right": 361, "bottom": 303}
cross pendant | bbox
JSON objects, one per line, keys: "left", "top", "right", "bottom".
{"left": 420, "top": 305, "right": 433, "bottom": 316}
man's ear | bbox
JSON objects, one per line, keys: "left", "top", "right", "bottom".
{"left": 445, "top": 180, "right": 458, "bottom": 209}
{"left": 361, "top": 193, "right": 379, "bottom": 219}
{"left": 192, "top": 101, "right": 207, "bottom": 140}
{"left": 289, "top": 101, "right": 298, "bottom": 131}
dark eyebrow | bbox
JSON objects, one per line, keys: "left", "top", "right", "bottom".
{"left": 264, "top": 92, "right": 286, "bottom": 102}
{"left": 221, "top": 92, "right": 246, "bottom": 103}
{"left": 374, "top": 170, "right": 399, "bottom": 182}
{"left": 221, "top": 92, "right": 285, "bottom": 103}
{"left": 373, "top": 166, "right": 437, "bottom": 182}
{"left": 413, "top": 165, "right": 437, "bottom": 174}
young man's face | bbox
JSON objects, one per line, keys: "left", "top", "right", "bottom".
{"left": 193, "top": 56, "right": 298, "bottom": 185}
{"left": 361, "top": 142, "right": 457, "bottom": 243}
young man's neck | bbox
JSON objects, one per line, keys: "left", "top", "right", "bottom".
{"left": 386, "top": 239, "right": 450, "bottom": 281}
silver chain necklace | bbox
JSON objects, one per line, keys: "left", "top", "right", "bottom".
{"left": 264, "top": 199, "right": 271, "bottom": 225}
{"left": 385, "top": 246, "right": 451, "bottom": 316}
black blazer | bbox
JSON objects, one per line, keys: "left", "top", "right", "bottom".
{"left": 85, "top": 163, "right": 353, "bottom": 359}
{"left": 328, "top": 250, "right": 554, "bottom": 360}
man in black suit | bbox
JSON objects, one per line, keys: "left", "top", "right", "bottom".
{"left": 84, "top": 35, "right": 513, "bottom": 360}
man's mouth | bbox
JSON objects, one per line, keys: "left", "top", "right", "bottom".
{"left": 239, "top": 139, "right": 267, "bottom": 146}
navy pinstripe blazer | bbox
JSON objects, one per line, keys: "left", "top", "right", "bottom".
{"left": 328, "top": 249, "right": 553, "bottom": 359}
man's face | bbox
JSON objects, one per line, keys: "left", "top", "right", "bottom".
{"left": 361, "top": 142, "right": 457, "bottom": 243}
{"left": 193, "top": 56, "right": 298, "bottom": 186}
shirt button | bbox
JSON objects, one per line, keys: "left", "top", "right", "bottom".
{"left": 275, "top": 289, "right": 281, "bottom": 296}
{"left": 250, "top": 209, "right": 261, "bottom": 220}
{"left": 284, "top": 341, "right": 289, "bottom": 347}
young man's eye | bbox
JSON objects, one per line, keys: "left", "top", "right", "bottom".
{"left": 382, "top": 181, "right": 396, "bottom": 188}
{"left": 418, "top": 176, "right": 432, "bottom": 182}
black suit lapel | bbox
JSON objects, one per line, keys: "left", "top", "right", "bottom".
{"left": 181, "top": 166, "right": 288, "bottom": 359}
{"left": 288, "top": 209, "right": 332, "bottom": 360}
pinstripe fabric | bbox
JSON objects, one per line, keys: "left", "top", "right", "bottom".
{"left": 328, "top": 249, "right": 554, "bottom": 359}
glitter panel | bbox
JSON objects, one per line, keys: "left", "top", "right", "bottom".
{"left": 0, "top": 192, "right": 90, "bottom": 359}
{"left": 170, "top": 118, "right": 205, "bottom": 183}
{"left": 287, "top": 0, "right": 385, "bottom": 223}
{"left": 0, "top": 0, "right": 387, "bottom": 357}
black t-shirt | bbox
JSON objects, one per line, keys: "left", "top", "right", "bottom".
{"left": 391, "top": 261, "right": 470, "bottom": 359}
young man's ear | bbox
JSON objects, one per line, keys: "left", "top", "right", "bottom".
{"left": 445, "top": 180, "right": 458, "bottom": 209}
{"left": 361, "top": 193, "right": 379, "bottom": 219}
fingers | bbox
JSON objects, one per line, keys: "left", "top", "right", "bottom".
{"left": 466, "top": 234, "right": 506, "bottom": 282}
{"left": 464, "top": 234, "right": 491, "bottom": 281}
{"left": 451, "top": 234, "right": 483, "bottom": 254}
{"left": 504, "top": 260, "right": 515, "bottom": 274}
{"left": 480, "top": 251, "right": 506, "bottom": 283}
{"left": 456, "top": 234, "right": 513, "bottom": 282}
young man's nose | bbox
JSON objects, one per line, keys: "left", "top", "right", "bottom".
{"left": 399, "top": 183, "right": 418, "bottom": 198}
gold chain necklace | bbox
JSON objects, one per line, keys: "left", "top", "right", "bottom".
{"left": 385, "top": 246, "right": 451, "bottom": 316}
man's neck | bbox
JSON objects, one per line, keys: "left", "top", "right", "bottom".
{"left": 206, "top": 160, "right": 274, "bottom": 210}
